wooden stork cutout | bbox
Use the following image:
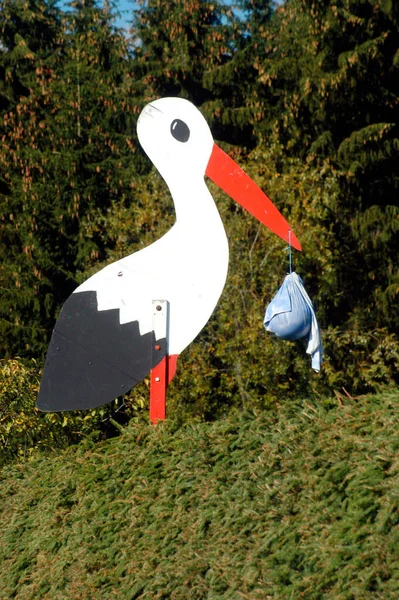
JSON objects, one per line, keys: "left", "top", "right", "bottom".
{"left": 37, "top": 98, "right": 301, "bottom": 423}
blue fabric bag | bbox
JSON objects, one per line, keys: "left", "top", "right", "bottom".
{"left": 264, "top": 272, "right": 323, "bottom": 371}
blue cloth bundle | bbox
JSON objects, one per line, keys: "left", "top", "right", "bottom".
{"left": 264, "top": 272, "right": 323, "bottom": 371}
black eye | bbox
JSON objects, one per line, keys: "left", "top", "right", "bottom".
{"left": 170, "top": 119, "right": 190, "bottom": 143}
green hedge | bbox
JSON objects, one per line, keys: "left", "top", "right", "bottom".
{"left": 1, "top": 389, "right": 399, "bottom": 598}
{"left": 0, "top": 358, "right": 147, "bottom": 468}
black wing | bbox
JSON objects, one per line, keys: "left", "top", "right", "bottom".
{"left": 37, "top": 290, "right": 164, "bottom": 411}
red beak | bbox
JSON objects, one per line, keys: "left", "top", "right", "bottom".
{"left": 205, "top": 143, "right": 301, "bottom": 251}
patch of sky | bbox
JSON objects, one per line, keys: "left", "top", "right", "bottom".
{"left": 57, "top": 1, "right": 258, "bottom": 31}
{"left": 57, "top": 1, "right": 137, "bottom": 30}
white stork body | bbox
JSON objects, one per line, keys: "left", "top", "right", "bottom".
{"left": 37, "top": 97, "right": 300, "bottom": 413}
{"left": 77, "top": 97, "right": 229, "bottom": 354}
{"left": 77, "top": 179, "right": 228, "bottom": 355}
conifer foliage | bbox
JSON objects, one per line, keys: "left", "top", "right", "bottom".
{"left": 0, "top": 0, "right": 135, "bottom": 356}
{"left": 249, "top": 0, "right": 399, "bottom": 332}
{"left": 130, "top": 0, "right": 254, "bottom": 144}
{"left": 0, "top": 0, "right": 398, "bottom": 426}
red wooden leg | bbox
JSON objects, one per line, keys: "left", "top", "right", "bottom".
{"left": 150, "top": 356, "right": 167, "bottom": 423}
{"left": 167, "top": 354, "right": 179, "bottom": 384}
{"left": 149, "top": 354, "right": 179, "bottom": 424}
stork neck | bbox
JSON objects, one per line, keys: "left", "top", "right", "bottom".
{"left": 169, "top": 177, "right": 223, "bottom": 232}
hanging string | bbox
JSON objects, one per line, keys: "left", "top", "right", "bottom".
{"left": 286, "top": 230, "right": 292, "bottom": 274}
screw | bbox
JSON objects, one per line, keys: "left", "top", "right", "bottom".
{"left": 155, "top": 376, "right": 160, "bottom": 382}
{"left": 156, "top": 304, "right": 162, "bottom": 311}
{"left": 155, "top": 344, "right": 161, "bottom": 351}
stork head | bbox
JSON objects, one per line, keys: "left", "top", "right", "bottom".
{"left": 137, "top": 97, "right": 301, "bottom": 251}
{"left": 137, "top": 97, "right": 214, "bottom": 182}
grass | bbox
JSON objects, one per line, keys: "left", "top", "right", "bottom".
{"left": 1, "top": 389, "right": 399, "bottom": 599}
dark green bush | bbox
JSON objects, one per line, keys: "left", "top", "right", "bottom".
{"left": 0, "top": 358, "right": 147, "bottom": 468}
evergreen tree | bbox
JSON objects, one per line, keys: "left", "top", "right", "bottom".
{"left": 1, "top": 0, "right": 397, "bottom": 406}
{"left": 249, "top": 0, "right": 399, "bottom": 333}
{"left": 0, "top": 1, "right": 137, "bottom": 357}
{"left": 0, "top": 0, "right": 64, "bottom": 355}
{"left": 0, "top": 0, "right": 61, "bottom": 111}
{"left": 129, "top": 0, "right": 254, "bottom": 144}
{"left": 131, "top": 0, "right": 234, "bottom": 103}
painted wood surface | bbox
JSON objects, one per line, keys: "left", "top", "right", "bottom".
{"left": 37, "top": 97, "right": 300, "bottom": 413}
